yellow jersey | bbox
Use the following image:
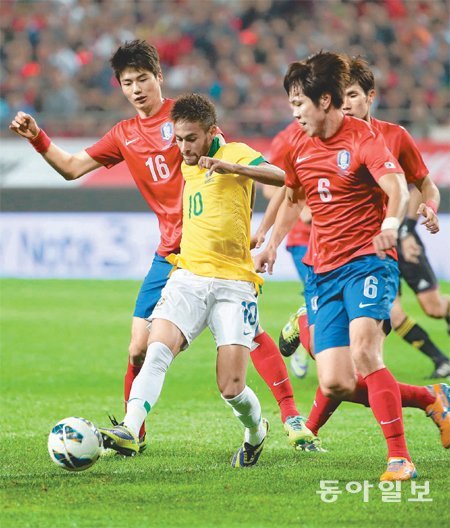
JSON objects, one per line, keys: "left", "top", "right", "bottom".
{"left": 167, "top": 138, "right": 265, "bottom": 287}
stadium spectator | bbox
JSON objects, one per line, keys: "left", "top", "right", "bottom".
{"left": 1, "top": 0, "right": 448, "bottom": 136}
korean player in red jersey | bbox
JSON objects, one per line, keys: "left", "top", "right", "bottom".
{"left": 10, "top": 40, "right": 313, "bottom": 451}
{"left": 302, "top": 57, "right": 450, "bottom": 461}
{"left": 253, "top": 57, "right": 450, "bottom": 462}
{"left": 254, "top": 51, "right": 419, "bottom": 480}
{"left": 343, "top": 57, "right": 450, "bottom": 378}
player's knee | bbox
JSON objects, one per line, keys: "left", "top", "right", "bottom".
{"left": 320, "top": 375, "right": 355, "bottom": 400}
{"left": 421, "top": 301, "right": 445, "bottom": 319}
{"left": 390, "top": 304, "right": 406, "bottom": 329}
{"left": 218, "top": 376, "right": 245, "bottom": 399}
{"left": 128, "top": 341, "right": 147, "bottom": 366}
{"left": 321, "top": 382, "right": 354, "bottom": 400}
{"left": 352, "top": 347, "right": 384, "bottom": 377}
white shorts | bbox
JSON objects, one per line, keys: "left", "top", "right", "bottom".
{"left": 149, "top": 269, "right": 259, "bottom": 349}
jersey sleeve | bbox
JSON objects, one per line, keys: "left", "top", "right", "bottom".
{"left": 284, "top": 150, "right": 301, "bottom": 189}
{"left": 397, "top": 127, "right": 428, "bottom": 183}
{"left": 233, "top": 143, "right": 266, "bottom": 166}
{"left": 85, "top": 126, "right": 124, "bottom": 169}
{"left": 269, "top": 131, "right": 289, "bottom": 170}
{"left": 359, "top": 127, "right": 404, "bottom": 182}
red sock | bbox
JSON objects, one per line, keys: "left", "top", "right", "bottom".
{"left": 305, "top": 387, "right": 341, "bottom": 435}
{"left": 398, "top": 382, "right": 435, "bottom": 409}
{"left": 347, "top": 374, "right": 370, "bottom": 406}
{"left": 298, "top": 312, "right": 312, "bottom": 357}
{"left": 364, "top": 368, "right": 410, "bottom": 460}
{"left": 124, "top": 359, "right": 145, "bottom": 438}
{"left": 251, "top": 332, "right": 300, "bottom": 422}
{"left": 348, "top": 374, "right": 434, "bottom": 410}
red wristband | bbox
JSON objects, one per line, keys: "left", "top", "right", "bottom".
{"left": 425, "top": 200, "right": 438, "bottom": 214}
{"left": 29, "top": 129, "right": 51, "bottom": 154}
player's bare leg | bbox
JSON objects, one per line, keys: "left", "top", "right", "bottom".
{"left": 217, "top": 344, "right": 268, "bottom": 467}
{"left": 391, "top": 296, "right": 449, "bottom": 378}
{"left": 128, "top": 317, "right": 150, "bottom": 366}
{"left": 417, "top": 290, "right": 450, "bottom": 345}
{"left": 315, "top": 346, "right": 357, "bottom": 400}
{"left": 417, "top": 289, "right": 450, "bottom": 320}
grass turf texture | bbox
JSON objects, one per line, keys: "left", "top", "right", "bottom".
{"left": 1, "top": 279, "right": 449, "bottom": 528}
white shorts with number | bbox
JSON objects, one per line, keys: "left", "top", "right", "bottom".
{"left": 149, "top": 269, "right": 259, "bottom": 349}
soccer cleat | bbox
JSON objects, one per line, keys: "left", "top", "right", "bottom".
{"left": 108, "top": 415, "right": 148, "bottom": 453}
{"left": 290, "top": 348, "right": 309, "bottom": 379}
{"left": 426, "top": 383, "right": 450, "bottom": 448}
{"left": 430, "top": 360, "right": 450, "bottom": 379}
{"left": 231, "top": 419, "right": 269, "bottom": 468}
{"left": 99, "top": 423, "right": 139, "bottom": 457}
{"left": 380, "top": 457, "right": 417, "bottom": 481}
{"left": 138, "top": 432, "right": 148, "bottom": 453}
{"left": 279, "top": 306, "right": 307, "bottom": 357}
{"left": 283, "top": 415, "right": 325, "bottom": 451}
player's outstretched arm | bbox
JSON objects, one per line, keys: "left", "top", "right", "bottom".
{"left": 198, "top": 157, "right": 285, "bottom": 186}
{"left": 251, "top": 186, "right": 286, "bottom": 249}
{"left": 373, "top": 172, "right": 409, "bottom": 259}
{"left": 253, "top": 187, "right": 302, "bottom": 274}
{"left": 413, "top": 176, "right": 440, "bottom": 234}
{"left": 10, "top": 111, "right": 101, "bottom": 180}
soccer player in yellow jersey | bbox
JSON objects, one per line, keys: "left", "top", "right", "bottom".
{"left": 101, "top": 93, "right": 303, "bottom": 467}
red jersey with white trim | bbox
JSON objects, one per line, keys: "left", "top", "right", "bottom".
{"left": 370, "top": 117, "right": 428, "bottom": 184}
{"left": 270, "top": 122, "right": 311, "bottom": 248}
{"left": 85, "top": 99, "right": 182, "bottom": 256}
{"left": 285, "top": 115, "right": 404, "bottom": 273}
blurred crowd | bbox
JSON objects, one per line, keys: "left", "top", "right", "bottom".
{"left": 1, "top": 0, "right": 449, "bottom": 138}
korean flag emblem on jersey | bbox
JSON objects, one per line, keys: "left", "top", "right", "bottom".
{"left": 160, "top": 122, "right": 174, "bottom": 142}
{"left": 337, "top": 150, "right": 351, "bottom": 170}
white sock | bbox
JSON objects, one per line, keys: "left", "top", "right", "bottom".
{"left": 123, "top": 342, "right": 173, "bottom": 436}
{"left": 222, "top": 386, "right": 264, "bottom": 446}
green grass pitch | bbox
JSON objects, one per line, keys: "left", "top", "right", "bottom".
{"left": 1, "top": 279, "right": 449, "bottom": 527}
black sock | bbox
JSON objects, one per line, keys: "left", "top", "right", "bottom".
{"left": 395, "top": 316, "right": 448, "bottom": 366}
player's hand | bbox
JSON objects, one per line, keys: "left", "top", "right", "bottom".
{"left": 9, "top": 111, "right": 40, "bottom": 140}
{"left": 250, "top": 229, "right": 265, "bottom": 250}
{"left": 401, "top": 234, "right": 421, "bottom": 264}
{"left": 373, "top": 229, "right": 398, "bottom": 259}
{"left": 253, "top": 246, "right": 277, "bottom": 274}
{"left": 417, "top": 203, "right": 439, "bottom": 234}
{"left": 198, "top": 156, "right": 235, "bottom": 175}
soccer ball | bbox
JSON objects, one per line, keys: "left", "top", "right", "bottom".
{"left": 48, "top": 417, "right": 103, "bottom": 471}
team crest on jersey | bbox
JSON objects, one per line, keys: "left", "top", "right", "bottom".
{"left": 160, "top": 122, "right": 174, "bottom": 141}
{"left": 337, "top": 150, "right": 351, "bottom": 170}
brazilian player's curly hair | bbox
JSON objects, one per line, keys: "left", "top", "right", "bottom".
{"left": 110, "top": 40, "right": 161, "bottom": 81}
{"left": 284, "top": 51, "right": 350, "bottom": 108}
{"left": 170, "top": 93, "right": 217, "bottom": 131}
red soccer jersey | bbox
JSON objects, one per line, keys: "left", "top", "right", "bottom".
{"left": 285, "top": 115, "right": 404, "bottom": 273}
{"left": 270, "top": 122, "right": 311, "bottom": 248}
{"left": 370, "top": 117, "right": 428, "bottom": 184}
{"left": 85, "top": 99, "right": 183, "bottom": 256}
